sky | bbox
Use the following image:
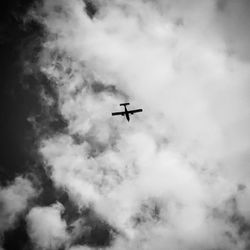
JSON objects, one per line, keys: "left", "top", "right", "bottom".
{"left": 0, "top": 0, "right": 250, "bottom": 250}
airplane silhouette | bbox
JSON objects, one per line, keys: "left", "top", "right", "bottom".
{"left": 112, "top": 103, "right": 143, "bottom": 122}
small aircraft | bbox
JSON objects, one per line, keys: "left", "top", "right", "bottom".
{"left": 112, "top": 103, "right": 143, "bottom": 122}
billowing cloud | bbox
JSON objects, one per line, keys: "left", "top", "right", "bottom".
{"left": 26, "top": 202, "right": 69, "bottom": 249}
{"left": 28, "top": 0, "right": 250, "bottom": 249}
{"left": 0, "top": 177, "right": 36, "bottom": 234}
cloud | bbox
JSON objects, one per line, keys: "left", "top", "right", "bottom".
{"left": 69, "top": 246, "right": 93, "bottom": 250}
{"left": 0, "top": 177, "right": 36, "bottom": 234}
{"left": 30, "top": 0, "right": 250, "bottom": 249}
{"left": 26, "top": 202, "right": 69, "bottom": 249}
{"left": 216, "top": 0, "right": 250, "bottom": 61}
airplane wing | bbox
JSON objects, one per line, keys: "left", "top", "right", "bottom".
{"left": 128, "top": 109, "right": 143, "bottom": 114}
{"left": 112, "top": 111, "right": 125, "bottom": 116}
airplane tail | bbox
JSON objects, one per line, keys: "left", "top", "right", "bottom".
{"left": 120, "top": 103, "right": 130, "bottom": 106}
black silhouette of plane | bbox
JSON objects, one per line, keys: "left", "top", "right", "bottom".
{"left": 112, "top": 103, "right": 143, "bottom": 122}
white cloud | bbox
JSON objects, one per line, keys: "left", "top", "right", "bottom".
{"left": 32, "top": 0, "right": 250, "bottom": 249}
{"left": 69, "top": 246, "right": 92, "bottom": 250}
{"left": 0, "top": 177, "right": 36, "bottom": 234}
{"left": 26, "top": 203, "right": 69, "bottom": 249}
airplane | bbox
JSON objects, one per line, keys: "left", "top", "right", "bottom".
{"left": 112, "top": 103, "right": 143, "bottom": 122}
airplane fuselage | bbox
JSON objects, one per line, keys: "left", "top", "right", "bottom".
{"left": 124, "top": 105, "right": 130, "bottom": 121}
